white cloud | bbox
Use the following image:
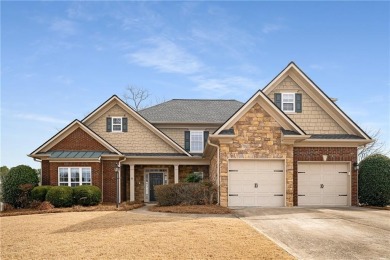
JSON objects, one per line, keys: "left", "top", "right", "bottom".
{"left": 262, "top": 23, "right": 282, "bottom": 34}
{"left": 192, "top": 76, "right": 263, "bottom": 98}
{"left": 128, "top": 38, "right": 203, "bottom": 74}
{"left": 15, "top": 113, "right": 69, "bottom": 125}
{"left": 50, "top": 19, "right": 77, "bottom": 36}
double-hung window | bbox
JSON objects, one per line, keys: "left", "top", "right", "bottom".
{"left": 190, "top": 131, "right": 204, "bottom": 153}
{"left": 59, "top": 167, "right": 91, "bottom": 187}
{"left": 112, "top": 117, "right": 122, "bottom": 132}
{"left": 282, "top": 93, "right": 295, "bottom": 112}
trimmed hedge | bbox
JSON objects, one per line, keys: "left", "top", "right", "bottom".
{"left": 358, "top": 154, "right": 390, "bottom": 207}
{"left": 1, "top": 165, "right": 39, "bottom": 207}
{"left": 45, "top": 186, "right": 73, "bottom": 207}
{"left": 73, "top": 185, "right": 101, "bottom": 206}
{"left": 155, "top": 182, "right": 217, "bottom": 206}
{"left": 31, "top": 186, "right": 52, "bottom": 202}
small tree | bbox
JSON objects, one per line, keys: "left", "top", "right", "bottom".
{"left": 123, "top": 85, "right": 150, "bottom": 111}
{"left": 358, "top": 129, "right": 388, "bottom": 162}
{"left": 2, "top": 165, "right": 39, "bottom": 208}
{"left": 358, "top": 154, "right": 390, "bottom": 207}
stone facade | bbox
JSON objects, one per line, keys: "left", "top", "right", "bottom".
{"left": 87, "top": 104, "right": 178, "bottom": 153}
{"left": 293, "top": 147, "right": 358, "bottom": 206}
{"left": 219, "top": 103, "right": 294, "bottom": 207}
{"left": 268, "top": 76, "right": 347, "bottom": 134}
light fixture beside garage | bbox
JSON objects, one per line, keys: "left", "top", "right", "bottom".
{"left": 322, "top": 155, "right": 328, "bottom": 161}
{"left": 353, "top": 162, "right": 359, "bottom": 171}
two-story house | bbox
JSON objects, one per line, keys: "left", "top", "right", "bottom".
{"left": 29, "top": 62, "right": 371, "bottom": 207}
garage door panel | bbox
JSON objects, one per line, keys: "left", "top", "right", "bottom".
{"left": 228, "top": 160, "right": 284, "bottom": 207}
{"left": 298, "top": 163, "right": 349, "bottom": 206}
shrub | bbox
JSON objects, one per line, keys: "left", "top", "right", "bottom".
{"left": 73, "top": 185, "right": 101, "bottom": 206}
{"left": 185, "top": 172, "right": 203, "bottom": 183}
{"left": 1, "top": 165, "right": 39, "bottom": 208}
{"left": 155, "top": 182, "right": 217, "bottom": 206}
{"left": 31, "top": 186, "right": 52, "bottom": 202}
{"left": 358, "top": 154, "right": 390, "bottom": 207}
{"left": 45, "top": 186, "right": 74, "bottom": 207}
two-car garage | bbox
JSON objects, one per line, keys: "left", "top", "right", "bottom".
{"left": 228, "top": 159, "right": 351, "bottom": 207}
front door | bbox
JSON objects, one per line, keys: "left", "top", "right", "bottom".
{"left": 149, "top": 173, "right": 163, "bottom": 201}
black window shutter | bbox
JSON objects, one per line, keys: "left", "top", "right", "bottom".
{"left": 122, "top": 117, "right": 128, "bottom": 132}
{"left": 274, "top": 93, "right": 282, "bottom": 109}
{"left": 203, "top": 131, "right": 209, "bottom": 148}
{"left": 106, "top": 117, "right": 112, "bottom": 132}
{"left": 184, "top": 131, "right": 190, "bottom": 152}
{"left": 295, "top": 93, "right": 302, "bottom": 113}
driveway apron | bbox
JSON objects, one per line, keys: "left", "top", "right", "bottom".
{"left": 233, "top": 207, "right": 390, "bottom": 260}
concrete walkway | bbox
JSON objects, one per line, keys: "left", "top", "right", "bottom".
{"left": 233, "top": 207, "right": 390, "bottom": 260}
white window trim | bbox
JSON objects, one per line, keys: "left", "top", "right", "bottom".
{"left": 58, "top": 167, "right": 92, "bottom": 187}
{"left": 190, "top": 130, "right": 204, "bottom": 153}
{"left": 112, "top": 117, "right": 122, "bottom": 132}
{"left": 282, "top": 93, "right": 295, "bottom": 113}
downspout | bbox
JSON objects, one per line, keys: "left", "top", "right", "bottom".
{"left": 207, "top": 140, "right": 220, "bottom": 205}
{"left": 99, "top": 157, "right": 104, "bottom": 203}
{"left": 33, "top": 158, "right": 42, "bottom": 186}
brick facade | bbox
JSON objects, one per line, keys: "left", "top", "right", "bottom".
{"left": 51, "top": 127, "right": 108, "bottom": 151}
{"left": 219, "top": 103, "right": 294, "bottom": 207}
{"left": 293, "top": 147, "right": 358, "bottom": 206}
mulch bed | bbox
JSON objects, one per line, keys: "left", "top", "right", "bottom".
{"left": 0, "top": 202, "right": 144, "bottom": 217}
{"left": 149, "top": 204, "right": 232, "bottom": 214}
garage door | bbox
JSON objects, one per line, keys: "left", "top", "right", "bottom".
{"left": 298, "top": 163, "right": 349, "bottom": 206}
{"left": 228, "top": 160, "right": 284, "bottom": 207}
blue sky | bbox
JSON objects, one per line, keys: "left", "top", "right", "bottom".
{"left": 1, "top": 1, "right": 389, "bottom": 168}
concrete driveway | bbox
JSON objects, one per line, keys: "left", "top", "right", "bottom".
{"left": 233, "top": 207, "right": 390, "bottom": 260}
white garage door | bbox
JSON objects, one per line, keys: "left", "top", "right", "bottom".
{"left": 298, "top": 163, "right": 349, "bottom": 206}
{"left": 228, "top": 160, "right": 285, "bottom": 207}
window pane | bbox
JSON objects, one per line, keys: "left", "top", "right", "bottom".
{"left": 190, "top": 132, "right": 203, "bottom": 152}
{"left": 113, "top": 125, "right": 121, "bottom": 131}
{"left": 283, "top": 103, "right": 294, "bottom": 111}
{"left": 59, "top": 168, "right": 68, "bottom": 182}
{"left": 282, "top": 94, "right": 294, "bottom": 102}
{"left": 71, "top": 168, "right": 79, "bottom": 183}
{"left": 82, "top": 168, "right": 91, "bottom": 184}
{"left": 113, "top": 118, "right": 122, "bottom": 124}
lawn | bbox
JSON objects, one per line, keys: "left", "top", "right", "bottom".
{"left": 1, "top": 211, "right": 293, "bottom": 259}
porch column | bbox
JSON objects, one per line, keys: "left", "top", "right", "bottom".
{"left": 174, "top": 165, "right": 179, "bottom": 183}
{"left": 130, "top": 164, "right": 135, "bottom": 202}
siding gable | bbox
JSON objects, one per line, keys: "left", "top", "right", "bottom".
{"left": 87, "top": 104, "right": 178, "bottom": 153}
{"left": 268, "top": 76, "right": 347, "bottom": 134}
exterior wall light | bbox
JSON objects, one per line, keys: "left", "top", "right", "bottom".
{"left": 353, "top": 162, "right": 359, "bottom": 171}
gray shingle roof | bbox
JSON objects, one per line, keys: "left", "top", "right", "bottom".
{"left": 281, "top": 129, "right": 301, "bottom": 135}
{"left": 310, "top": 134, "right": 365, "bottom": 140}
{"left": 139, "top": 99, "right": 243, "bottom": 123}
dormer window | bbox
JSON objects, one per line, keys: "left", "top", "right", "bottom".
{"left": 282, "top": 93, "right": 295, "bottom": 112}
{"left": 112, "top": 117, "right": 122, "bottom": 132}
{"left": 274, "top": 93, "right": 302, "bottom": 113}
{"left": 106, "top": 117, "right": 128, "bottom": 132}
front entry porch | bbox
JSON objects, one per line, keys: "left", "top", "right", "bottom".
{"left": 120, "top": 164, "right": 209, "bottom": 203}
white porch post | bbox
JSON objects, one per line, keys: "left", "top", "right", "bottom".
{"left": 130, "top": 164, "right": 135, "bottom": 202}
{"left": 174, "top": 165, "right": 179, "bottom": 184}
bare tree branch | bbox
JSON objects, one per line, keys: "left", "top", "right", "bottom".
{"left": 358, "top": 128, "right": 389, "bottom": 161}
{"left": 123, "top": 85, "right": 150, "bottom": 111}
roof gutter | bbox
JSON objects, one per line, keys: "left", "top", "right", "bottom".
{"left": 207, "top": 139, "right": 220, "bottom": 205}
